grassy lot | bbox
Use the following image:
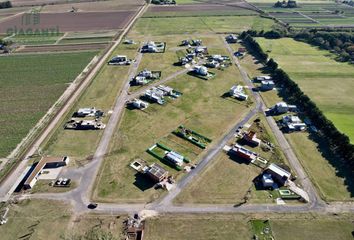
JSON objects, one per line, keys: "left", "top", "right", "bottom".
{"left": 43, "top": 43, "right": 139, "bottom": 161}
{"left": 132, "top": 16, "right": 275, "bottom": 36}
{"left": 0, "top": 199, "right": 71, "bottom": 240}
{"left": 286, "top": 131, "right": 354, "bottom": 201}
{"left": 0, "top": 51, "right": 97, "bottom": 158}
{"left": 8, "top": 33, "right": 64, "bottom": 45}
{"left": 271, "top": 219, "right": 354, "bottom": 240}
{"left": 64, "top": 213, "right": 128, "bottom": 239}
{"left": 144, "top": 214, "right": 252, "bottom": 240}
{"left": 175, "top": 114, "right": 289, "bottom": 204}
{"left": 93, "top": 35, "right": 250, "bottom": 203}
{"left": 257, "top": 38, "right": 354, "bottom": 143}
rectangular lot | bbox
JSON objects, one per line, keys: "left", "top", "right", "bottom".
{"left": 0, "top": 11, "right": 137, "bottom": 33}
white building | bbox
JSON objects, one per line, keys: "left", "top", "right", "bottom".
{"left": 255, "top": 75, "right": 272, "bottom": 82}
{"left": 265, "top": 163, "right": 291, "bottom": 186}
{"left": 262, "top": 173, "right": 275, "bottom": 188}
{"left": 229, "top": 85, "right": 248, "bottom": 100}
{"left": 131, "top": 99, "right": 149, "bottom": 109}
{"left": 193, "top": 65, "right": 209, "bottom": 76}
{"left": 261, "top": 80, "right": 275, "bottom": 91}
{"left": 272, "top": 102, "right": 297, "bottom": 114}
{"left": 165, "top": 151, "right": 184, "bottom": 166}
{"left": 76, "top": 107, "right": 97, "bottom": 117}
{"left": 282, "top": 115, "right": 306, "bottom": 131}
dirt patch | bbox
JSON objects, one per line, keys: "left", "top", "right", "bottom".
{"left": 0, "top": 11, "right": 136, "bottom": 33}
{"left": 15, "top": 42, "right": 107, "bottom": 53}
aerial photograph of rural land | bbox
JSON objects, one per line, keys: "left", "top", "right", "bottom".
{"left": 0, "top": 0, "right": 353, "bottom": 239}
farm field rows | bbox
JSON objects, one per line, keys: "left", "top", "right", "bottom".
{"left": 0, "top": 51, "right": 98, "bottom": 158}
{"left": 252, "top": 2, "right": 354, "bottom": 27}
{"left": 93, "top": 32, "right": 250, "bottom": 203}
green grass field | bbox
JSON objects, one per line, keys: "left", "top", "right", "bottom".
{"left": 132, "top": 16, "right": 275, "bottom": 36}
{"left": 93, "top": 34, "right": 250, "bottom": 203}
{"left": 271, "top": 219, "right": 354, "bottom": 240}
{"left": 0, "top": 51, "right": 98, "bottom": 158}
{"left": 144, "top": 214, "right": 252, "bottom": 240}
{"left": 8, "top": 33, "right": 64, "bottom": 45}
{"left": 257, "top": 38, "right": 354, "bottom": 143}
{"left": 0, "top": 199, "right": 71, "bottom": 239}
{"left": 143, "top": 9, "right": 257, "bottom": 18}
{"left": 58, "top": 36, "right": 112, "bottom": 45}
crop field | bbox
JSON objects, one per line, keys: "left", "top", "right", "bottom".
{"left": 7, "top": 33, "right": 63, "bottom": 45}
{"left": 144, "top": 4, "right": 258, "bottom": 17}
{"left": 43, "top": 43, "right": 139, "bottom": 161}
{"left": 16, "top": 43, "right": 107, "bottom": 53}
{"left": 253, "top": 2, "right": 354, "bottom": 27}
{"left": 58, "top": 37, "right": 112, "bottom": 45}
{"left": 257, "top": 38, "right": 354, "bottom": 143}
{"left": 93, "top": 34, "right": 250, "bottom": 203}
{"left": 0, "top": 51, "right": 98, "bottom": 159}
{"left": 41, "top": 0, "right": 144, "bottom": 12}
{"left": 0, "top": 11, "right": 137, "bottom": 33}
{"left": 132, "top": 15, "right": 275, "bottom": 36}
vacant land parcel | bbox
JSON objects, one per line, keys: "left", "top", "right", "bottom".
{"left": 257, "top": 38, "right": 354, "bottom": 143}
{"left": 0, "top": 51, "right": 98, "bottom": 158}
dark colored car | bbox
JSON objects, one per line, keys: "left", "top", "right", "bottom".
{"left": 87, "top": 203, "right": 98, "bottom": 209}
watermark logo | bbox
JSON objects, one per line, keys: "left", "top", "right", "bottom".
{"left": 6, "top": 10, "right": 60, "bottom": 36}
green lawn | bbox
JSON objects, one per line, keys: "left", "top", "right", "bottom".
{"left": 0, "top": 51, "right": 98, "bottom": 158}
{"left": 257, "top": 38, "right": 354, "bottom": 143}
{"left": 132, "top": 16, "right": 275, "bottom": 36}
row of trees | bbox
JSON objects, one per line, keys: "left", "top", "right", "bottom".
{"left": 0, "top": 1, "right": 12, "bottom": 9}
{"left": 242, "top": 28, "right": 354, "bottom": 63}
{"left": 294, "top": 30, "right": 354, "bottom": 63}
{"left": 240, "top": 32, "right": 354, "bottom": 168}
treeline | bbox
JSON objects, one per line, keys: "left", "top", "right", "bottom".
{"left": 0, "top": 1, "right": 12, "bottom": 9}
{"left": 240, "top": 32, "right": 354, "bottom": 168}
{"left": 294, "top": 30, "right": 354, "bottom": 63}
{"left": 243, "top": 27, "right": 354, "bottom": 63}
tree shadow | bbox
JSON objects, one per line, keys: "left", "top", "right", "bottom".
{"left": 133, "top": 172, "right": 155, "bottom": 192}
{"left": 227, "top": 151, "right": 251, "bottom": 165}
{"left": 308, "top": 132, "right": 354, "bottom": 198}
